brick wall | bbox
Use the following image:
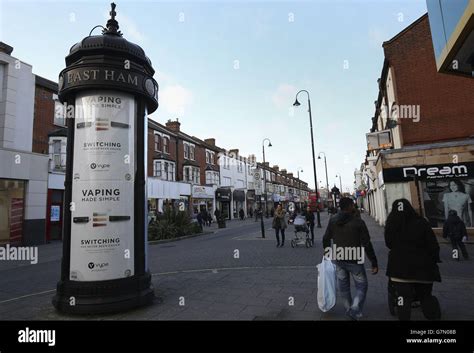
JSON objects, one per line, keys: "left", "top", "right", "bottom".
{"left": 383, "top": 15, "right": 474, "bottom": 146}
{"left": 33, "top": 85, "right": 57, "bottom": 154}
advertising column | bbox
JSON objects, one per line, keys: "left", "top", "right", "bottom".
{"left": 52, "top": 4, "right": 158, "bottom": 314}
{"left": 70, "top": 91, "right": 135, "bottom": 281}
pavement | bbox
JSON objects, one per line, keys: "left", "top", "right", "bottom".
{"left": 0, "top": 212, "right": 473, "bottom": 320}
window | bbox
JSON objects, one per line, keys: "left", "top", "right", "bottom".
{"left": 206, "top": 171, "right": 219, "bottom": 185}
{"left": 157, "top": 135, "right": 162, "bottom": 151}
{"left": 184, "top": 166, "right": 200, "bottom": 184}
{"left": 153, "top": 160, "right": 175, "bottom": 180}
{"left": 52, "top": 140, "right": 63, "bottom": 170}
{"left": 163, "top": 137, "right": 169, "bottom": 154}
{"left": 153, "top": 161, "right": 161, "bottom": 177}
{"left": 222, "top": 176, "right": 231, "bottom": 186}
{"left": 53, "top": 95, "right": 66, "bottom": 126}
{"left": 183, "top": 142, "right": 195, "bottom": 160}
{"left": 206, "top": 150, "right": 215, "bottom": 165}
{"left": 237, "top": 162, "right": 243, "bottom": 173}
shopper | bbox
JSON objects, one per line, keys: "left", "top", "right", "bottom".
{"left": 239, "top": 208, "right": 245, "bottom": 221}
{"left": 385, "top": 198, "right": 442, "bottom": 321}
{"left": 305, "top": 206, "right": 315, "bottom": 246}
{"left": 322, "top": 197, "right": 378, "bottom": 320}
{"left": 272, "top": 204, "right": 287, "bottom": 247}
{"left": 443, "top": 209, "right": 469, "bottom": 260}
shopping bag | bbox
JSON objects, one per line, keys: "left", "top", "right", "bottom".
{"left": 317, "top": 257, "right": 337, "bottom": 312}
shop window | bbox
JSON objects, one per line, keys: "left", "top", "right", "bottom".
{"left": 0, "top": 179, "right": 25, "bottom": 245}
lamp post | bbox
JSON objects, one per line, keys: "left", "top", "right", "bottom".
{"left": 336, "top": 174, "right": 343, "bottom": 195}
{"left": 293, "top": 90, "right": 321, "bottom": 228}
{"left": 318, "top": 152, "right": 330, "bottom": 214}
{"left": 259, "top": 138, "right": 272, "bottom": 237}
{"left": 262, "top": 138, "right": 272, "bottom": 216}
{"left": 52, "top": 3, "right": 158, "bottom": 314}
{"left": 297, "top": 167, "right": 303, "bottom": 211}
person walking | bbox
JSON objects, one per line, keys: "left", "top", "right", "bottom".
{"left": 214, "top": 208, "right": 221, "bottom": 223}
{"left": 196, "top": 211, "right": 203, "bottom": 231}
{"left": 305, "top": 206, "right": 315, "bottom": 246}
{"left": 385, "top": 198, "right": 442, "bottom": 321}
{"left": 443, "top": 209, "right": 469, "bottom": 261}
{"left": 322, "top": 197, "right": 378, "bottom": 320}
{"left": 272, "top": 204, "right": 287, "bottom": 247}
{"left": 239, "top": 208, "right": 245, "bottom": 221}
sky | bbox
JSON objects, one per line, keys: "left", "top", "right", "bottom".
{"left": 0, "top": 0, "right": 428, "bottom": 192}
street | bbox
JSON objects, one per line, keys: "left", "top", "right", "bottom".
{"left": 1, "top": 213, "right": 473, "bottom": 321}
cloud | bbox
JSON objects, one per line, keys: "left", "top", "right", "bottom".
{"left": 272, "top": 84, "right": 297, "bottom": 110}
{"left": 160, "top": 84, "right": 194, "bottom": 117}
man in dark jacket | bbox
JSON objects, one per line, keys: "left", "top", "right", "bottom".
{"left": 305, "top": 206, "right": 315, "bottom": 246}
{"left": 322, "top": 197, "right": 378, "bottom": 320}
{"left": 443, "top": 210, "right": 469, "bottom": 260}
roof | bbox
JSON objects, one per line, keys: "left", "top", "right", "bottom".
{"left": 382, "top": 13, "right": 428, "bottom": 47}
{"left": 48, "top": 128, "right": 67, "bottom": 137}
{"left": 35, "top": 75, "right": 58, "bottom": 91}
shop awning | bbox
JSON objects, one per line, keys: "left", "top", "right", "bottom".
{"left": 246, "top": 190, "right": 255, "bottom": 201}
{"left": 216, "top": 188, "right": 231, "bottom": 201}
{"left": 233, "top": 190, "right": 245, "bottom": 202}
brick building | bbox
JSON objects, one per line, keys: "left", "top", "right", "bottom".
{"left": 360, "top": 14, "right": 474, "bottom": 233}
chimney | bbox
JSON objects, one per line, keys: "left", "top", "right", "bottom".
{"left": 281, "top": 169, "right": 287, "bottom": 175}
{"left": 204, "top": 138, "right": 215, "bottom": 146}
{"left": 165, "top": 119, "right": 181, "bottom": 132}
{"left": 287, "top": 173, "right": 293, "bottom": 178}
{"left": 0, "top": 42, "right": 13, "bottom": 55}
{"left": 229, "top": 149, "right": 239, "bottom": 158}
{"left": 263, "top": 162, "right": 270, "bottom": 168}
{"left": 272, "top": 165, "right": 279, "bottom": 171}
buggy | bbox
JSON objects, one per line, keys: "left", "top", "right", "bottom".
{"left": 289, "top": 215, "right": 312, "bottom": 248}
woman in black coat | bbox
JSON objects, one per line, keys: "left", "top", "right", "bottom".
{"left": 443, "top": 210, "right": 469, "bottom": 260}
{"left": 384, "top": 199, "right": 442, "bottom": 320}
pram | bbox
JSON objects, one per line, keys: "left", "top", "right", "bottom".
{"left": 289, "top": 215, "right": 312, "bottom": 248}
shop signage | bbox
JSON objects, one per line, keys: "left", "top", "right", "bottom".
{"left": 50, "top": 205, "right": 60, "bottom": 222}
{"left": 70, "top": 91, "right": 135, "bottom": 281}
{"left": 383, "top": 162, "right": 474, "bottom": 182}
{"left": 192, "top": 185, "right": 213, "bottom": 199}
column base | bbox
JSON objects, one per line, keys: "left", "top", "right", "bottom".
{"left": 52, "top": 272, "right": 154, "bottom": 315}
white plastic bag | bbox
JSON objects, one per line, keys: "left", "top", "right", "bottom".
{"left": 317, "top": 257, "right": 337, "bottom": 312}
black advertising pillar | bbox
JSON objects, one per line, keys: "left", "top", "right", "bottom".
{"left": 52, "top": 3, "right": 158, "bottom": 314}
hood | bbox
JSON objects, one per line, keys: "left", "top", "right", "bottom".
{"left": 333, "top": 211, "right": 354, "bottom": 225}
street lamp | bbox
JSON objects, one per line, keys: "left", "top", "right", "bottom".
{"left": 318, "top": 152, "right": 330, "bottom": 214}
{"left": 297, "top": 167, "right": 303, "bottom": 211}
{"left": 336, "top": 174, "right": 343, "bottom": 194}
{"left": 293, "top": 90, "right": 321, "bottom": 228}
{"left": 260, "top": 138, "right": 272, "bottom": 238}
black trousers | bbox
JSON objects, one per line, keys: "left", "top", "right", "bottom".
{"left": 450, "top": 237, "right": 469, "bottom": 259}
{"left": 393, "top": 282, "right": 434, "bottom": 320}
{"left": 275, "top": 228, "right": 285, "bottom": 245}
{"left": 309, "top": 224, "right": 315, "bottom": 242}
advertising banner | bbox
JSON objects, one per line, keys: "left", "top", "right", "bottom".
{"left": 70, "top": 90, "right": 135, "bottom": 281}
{"left": 423, "top": 178, "right": 474, "bottom": 229}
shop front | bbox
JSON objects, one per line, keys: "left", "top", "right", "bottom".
{"left": 0, "top": 179, "right": 26, "bottom": 245}
{"left": 191, "top": 185, "right": 215, "bottom": 216}
{"left": 246, "top": 190, "right": 255, "bottom": 216}
{"left": 216, "top": 187, "right": 232, "bottom": 220}
{"left": 378, "top": 140, "right": 474, "bottom": 233}
{"left": 233, "top": 189, "right": 246, "bottom": 218}
{"left": 147, "top": 178, "right": 191, "bottom": 218}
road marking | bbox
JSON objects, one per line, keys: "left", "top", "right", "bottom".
{"left": 0, "top": 289, "right": 55, "bottom": 305}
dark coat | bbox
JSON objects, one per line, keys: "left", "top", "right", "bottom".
{"left": 323, "top": 211, "right": 378, "bottom": 267}
{"left": 385, "top": 217, "right": 441, "bottom": 282}
{"left": 305, "top": 211, "right": 315, "bottom": 226}
{"left": 443, "top": 214, "right": 467, "bottom": 240}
